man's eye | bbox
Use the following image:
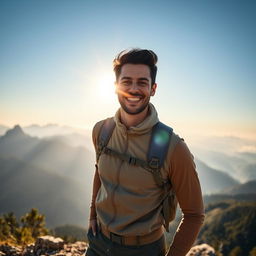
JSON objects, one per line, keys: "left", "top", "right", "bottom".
{"left": 122, "top": 81, "right": 130, "bottom": 86}
{"left": 138, "top": 82, "right": 147, "bottom": 87}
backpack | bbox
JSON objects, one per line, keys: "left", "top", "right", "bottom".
{"left": 96, "top": 118, "right": 181, "bottom": 232}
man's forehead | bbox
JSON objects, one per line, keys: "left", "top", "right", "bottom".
{"left": 119, "top": 64, "right": 151, "bottom": 78}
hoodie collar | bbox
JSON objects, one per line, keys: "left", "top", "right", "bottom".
{"left": 114, "top": 103, "right": 159, "bottom": 135}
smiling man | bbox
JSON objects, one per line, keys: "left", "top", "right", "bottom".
{"left": 86, "top": 48, "right": 205, "bottom": 256}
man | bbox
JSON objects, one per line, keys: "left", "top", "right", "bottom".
{"left": 86, "top": 48, "right": 204, "bottom": 256}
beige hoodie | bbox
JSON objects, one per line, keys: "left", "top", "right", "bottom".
{"left": 90, "top": 103, "right": 204, "bottom": 256}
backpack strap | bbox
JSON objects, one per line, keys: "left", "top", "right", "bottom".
{"left": 96, "top": 118, "right": 116, "bottom": 163}
{"left": 147, "top": 122, "right": 174, "bottom": 232}
{"left": 147, "top": 122, "right": 173, "bottom": 170}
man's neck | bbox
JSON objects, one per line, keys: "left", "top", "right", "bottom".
{"left": 120, "top": 106, "right": 150, "bottom": 129}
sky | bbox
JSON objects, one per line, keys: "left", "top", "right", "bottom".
{"left": 0, "top": 0, "right": 256, "bottom": 139}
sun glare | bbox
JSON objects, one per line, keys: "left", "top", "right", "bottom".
{"left": 95, "top": 72, "right": 116, "bottom": 103}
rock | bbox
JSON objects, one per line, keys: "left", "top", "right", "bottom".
{"left": 35, "top": 235, "right": 64, "bottom": 252}
{"left": 35, "top": 235, "right": 64, "bottom": 255}
{"left": 186, "top": 243, "right": 215, "bottom": 256}
{"left": 0, "top": 244, "right": 23, "bottom": 256}
{"left": 0, "top": 245, "right": 23, "bottom": 256}
{"left": 0, "top": 239, "right": 87, "bottom": 256}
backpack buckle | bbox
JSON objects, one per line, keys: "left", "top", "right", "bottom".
{"left": 110, "top": 232, "right": 123, "bottom": 245}
{"left": 129, "top": 156, "right": 137, "bottom": 165}
{"left": 148, "top": 157, "right": 160, "bottom": 169}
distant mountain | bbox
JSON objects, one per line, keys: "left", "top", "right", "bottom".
{"left": 220, "top": 180, "right": 256, "bottom": 195}
{"left": 190, "top": 135, "right": 256, "bottom": 183}
{"left": 1, "top": 125, "right": 253, "bottom": 231}
{"left": 0, "top": 126, "right": 96, "bottom": 228}
{"left": 0, "top": 125, "right": 95, "bottom": 182}
{"left": 53, "top": 225, "right": 87, "bottom": 242}
{"left": 0, "top": 124, "right": 93, "bottom": 153}
{"left": 23, "top": 123, "right": 91, "bottom": 139}
{"left": 44, "top": 134, "right": 93, "bottom": 152}
{"left": 195, "top": 159, "right": 239, "bottom": 194}
{"left": 0, "top": 157, "right": 89, "bottom": 228}
{"left": 203, "top": 193, "right": 256, "bottom": 206}
{"left": 242, "top": 163, "right": 256, "bottom": 181}
{"left": 198, "top": 201, "right": 256, "bottom": 255}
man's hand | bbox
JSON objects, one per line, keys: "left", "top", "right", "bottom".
{"left": 89, "top": 219, "right": 100, "bottom": 236}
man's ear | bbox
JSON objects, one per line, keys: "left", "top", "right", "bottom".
{"left": 150, "top": 83, "right": 157, "bottom": 96}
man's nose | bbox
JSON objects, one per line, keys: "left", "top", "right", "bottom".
{"left": 129, "top": 82, "right": 140, "bottom": 91}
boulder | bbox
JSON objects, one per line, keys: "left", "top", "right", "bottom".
{"left": 187, "top": 243, "right": 215, "bottom": 256}
{"left": 34, "top": 236, "right": 64, "bottom": 255}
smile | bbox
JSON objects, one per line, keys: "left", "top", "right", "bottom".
{"left": 126, "top": 97, "right": 142, "bottom": 102}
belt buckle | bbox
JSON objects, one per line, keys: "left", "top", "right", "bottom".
{"left": 110, "top": 232, "right": 123, "bottom": 245}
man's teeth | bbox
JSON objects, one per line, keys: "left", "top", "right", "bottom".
{"left": 127, "top": 97, "right": 141, "bottom": 102}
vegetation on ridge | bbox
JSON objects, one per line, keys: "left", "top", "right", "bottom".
{"left": 198, "top": 201, "right": 256, "bottom": 256}
{"left": 0, "top": 208, "right": 48, "bottom": 245}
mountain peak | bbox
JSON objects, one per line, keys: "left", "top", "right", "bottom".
{"left": 5, "top": 125, "right": 26, "bottom": 137}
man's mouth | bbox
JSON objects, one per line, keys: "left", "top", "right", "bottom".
{"left": 126, "top": 97, "right": 142, "bottom": 102}
{"left": 116, "top": 89, "right": 144, "bottom": 103}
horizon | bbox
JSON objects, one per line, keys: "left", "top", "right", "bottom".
{"left": 1, "top": 121, "right": 256, "bottom": 142}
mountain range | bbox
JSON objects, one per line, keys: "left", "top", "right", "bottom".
{"left": 0, "top": 125, "right": 95, "bottom": 228}
{"left": 0, "top": 124, "right": 255, "bottom": 228}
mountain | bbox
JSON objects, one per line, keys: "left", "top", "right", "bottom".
{"left": 53, "top": 225, "right": 88, "bottom": 242}
{"left": 0, "top": 126, "right": 96, "bottom": 228}
{"left": 220, "top": 180, "right": 256, "bottom": 195}
{"left": 43, "top": 133, "right": 93, "bottom": 152}
{"left": 0, "top": 125, "right": 95, "bottom": 182}
{"left": 198, "top": 201, "right": 256, "bottom": 255}
{"left": 190, "top": 135, "right": 256, "bottom": 182}
{"left": 0, "top": 125, "right": 40, "bottom": 159}
{"left": 195, "top": 159, "right": 239, "bottom": 194}
{"left": 0, "top": 157, "right": 89, "bottom": 228}
{"left": 203, "top": 193, "right": 256, "bottom": 207}
{"left": 23, "top": 123, "right": 91, "bottom": 139}
{"left": 242, "top": 162, "right": 256, "bottom": 181}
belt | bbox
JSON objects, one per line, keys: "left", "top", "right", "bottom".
{"left": 100, "top": 224, "right": 164, "bottom": 246}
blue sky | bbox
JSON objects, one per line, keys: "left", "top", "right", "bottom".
{"left": 0, "top": 0, "right": 255, "bottom": 138}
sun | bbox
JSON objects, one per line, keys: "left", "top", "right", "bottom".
{"left": 95, "top": 71, "right": 116, "bottom": 103}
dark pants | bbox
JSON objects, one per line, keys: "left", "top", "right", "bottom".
{"left": 86, "top": 228, "right": 166, "bottom": 256}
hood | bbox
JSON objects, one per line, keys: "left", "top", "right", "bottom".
{"left": 114, "top": 103, "right": 159, "bottom": 135}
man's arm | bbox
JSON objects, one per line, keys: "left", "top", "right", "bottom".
{"left": 166, "top": 140, "right": 205, "bottom": 256}
{"left": 88, "top": 121, "right": 104, "bottom": 235}
{"left": 89, "top": 166, "right": 101, "bottom": 235}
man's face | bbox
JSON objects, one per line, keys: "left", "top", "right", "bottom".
{"left": 115, "top": 64, "right": 157, "bottom": 115}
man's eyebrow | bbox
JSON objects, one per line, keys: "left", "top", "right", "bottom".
{"left": 120, "top": 76, "right": 132, "bottom": 80}
{"left": 138, "top": 78, "right": 149, "bottom": 82}
{"left": 120, "top": 77, "right": 149, "bottom": 81}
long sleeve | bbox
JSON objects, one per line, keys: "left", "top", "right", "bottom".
{"left": 89, "top": 121, "right": 104, "bottom": 220}
{"left": 89, "top": 167, "right": 101, "bottom": 220}
{"left": 167, "top": 140, "right": 205, "bottom": 256}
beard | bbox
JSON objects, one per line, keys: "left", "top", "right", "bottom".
{"left": 117, "top": 92, "right": 150, "bottom": 115}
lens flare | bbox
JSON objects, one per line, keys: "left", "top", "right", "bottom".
{"left": 154, "top": 129, "right": 169, "bottom": 146}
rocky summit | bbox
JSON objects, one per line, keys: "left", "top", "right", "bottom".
{"left": 0, "top": 236, "right": 215, "bottom": 256}
{"left": 0, "top": 236, "right": 87, "bottom": 256}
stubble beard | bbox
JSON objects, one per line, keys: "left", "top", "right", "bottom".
{"left": 118, "top": 94, "right": 150, "bottom": 115}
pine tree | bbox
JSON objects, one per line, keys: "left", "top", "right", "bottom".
{"left": 20, "top": 208, "right": 48, "bottom": 239}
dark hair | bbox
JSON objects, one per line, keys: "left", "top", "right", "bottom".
{"left": 113, "top": 48, "right": 158, "bottom": 85}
